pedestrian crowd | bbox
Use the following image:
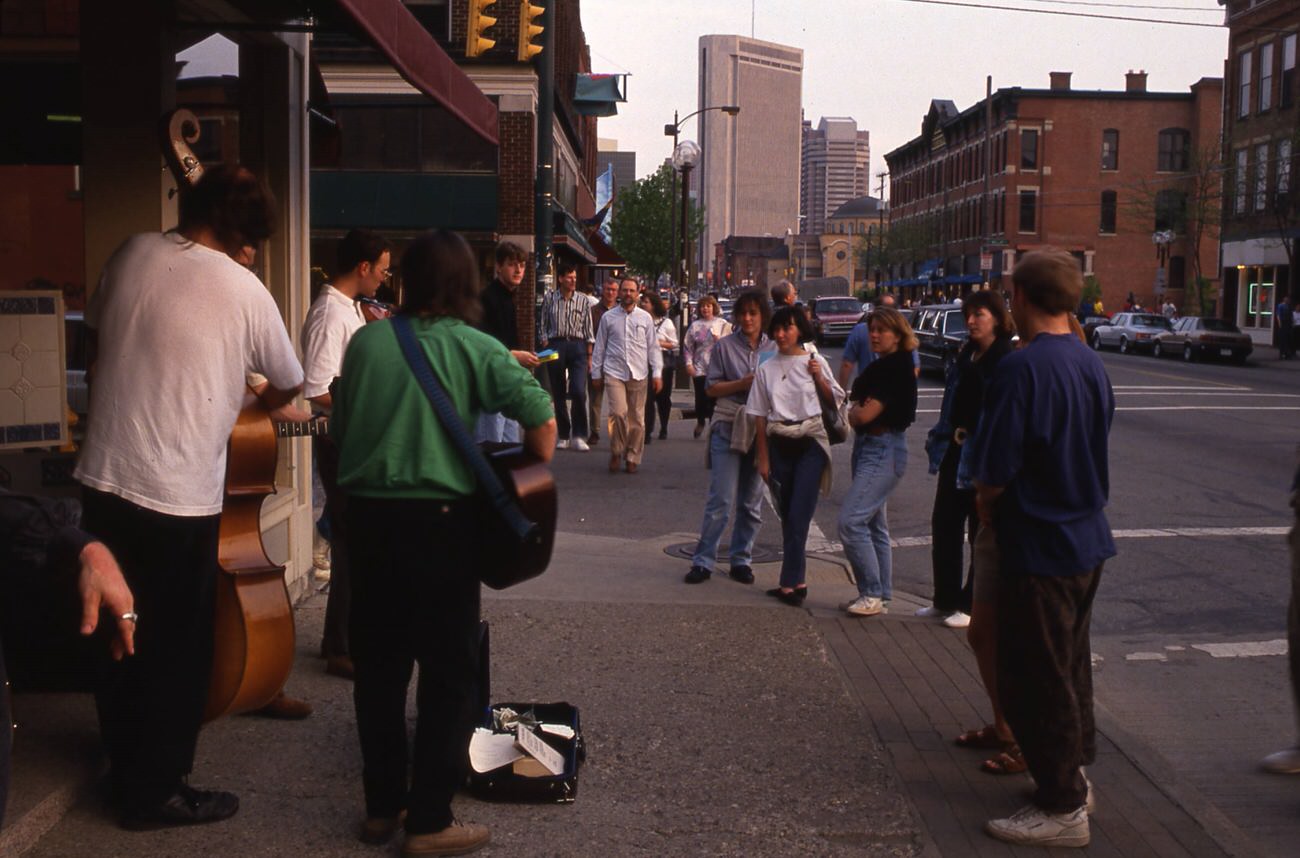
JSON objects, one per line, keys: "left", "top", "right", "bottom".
{"left": 670, "top": 252, "right": 1117, "bottom": 848}
{"left": 17, "top": 160, "right": 1294, "bottom": 856}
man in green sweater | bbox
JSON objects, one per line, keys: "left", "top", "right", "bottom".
{"left": 331, "top": 230, "right": 555, "bottom": 857}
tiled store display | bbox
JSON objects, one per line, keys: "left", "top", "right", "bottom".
{"left": 0, "top": 291, "right": 68, "bottom": 450}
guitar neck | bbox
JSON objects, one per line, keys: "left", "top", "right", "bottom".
{"left": 274, "top": 418, "right": 329, "bottom": 439}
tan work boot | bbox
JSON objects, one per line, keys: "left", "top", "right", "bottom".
{"left": 402, "top": 820, "right": 490, "bottom": 856}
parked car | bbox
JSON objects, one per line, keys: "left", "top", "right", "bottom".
{"left": 1090, "top": 312, "right": 1173, "bottom": 354}
{"left": 912, "top": 303, "right": 968, "bottom": 376}
{"left": 809, "top": 296, "right": 866, "bottom": 344}
{"left": 1153, "top": 316, "right": 1253, "bottom": 363}
{"left": 1081, "top": 315, "right": 1110, "bottom": 342}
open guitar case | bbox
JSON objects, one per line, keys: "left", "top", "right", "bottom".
{"left": 465, "top": 622, "right": 586, "bottom": 803}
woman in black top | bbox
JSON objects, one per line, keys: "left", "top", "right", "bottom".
{"left": 920, "top": 290, "right": 1016, "bottom": 628}
{"left": 836, "top": 307, "right": 919, "bottom": 617}
{"left": 921, "top": 290, "right": 1020, "bottom": 773}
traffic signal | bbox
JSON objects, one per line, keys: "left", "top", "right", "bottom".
{"left": 466, "top": 0, "right": 497, "bottom": 58}
{"left": 517, "top": 1, "right": 544, "bottom": 62}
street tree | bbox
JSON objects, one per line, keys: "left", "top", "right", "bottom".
{"left": 1126, "top": 142, "right": 1222, "bottom": 315}
{"left": 607, "top": 164, "right": 705, "bottom": 288}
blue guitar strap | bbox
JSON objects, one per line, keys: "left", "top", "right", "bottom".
{"left": 390, "top": 314, "right": 537, "bottom": 542}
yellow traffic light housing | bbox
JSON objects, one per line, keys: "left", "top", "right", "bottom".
{"left": 518, "top": 1, "right": 544, "bottom": 62}
{"left": 466, "top": 0, "right": 497, "bottom": 58}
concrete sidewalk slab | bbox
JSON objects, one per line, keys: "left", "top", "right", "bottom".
{"left": 12, "top": 533, "right": 926, "bottom": 857}
{"left": 818, "top": 609, "right": 1262, "bottom": 857}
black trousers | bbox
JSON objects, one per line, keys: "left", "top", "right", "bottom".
{"left": 645, "top": 364, "right": 676, "bottom": 436}
{"left": 692, "top": 376, "right": 715, "bottom": 424}
{"left": 81, "top": 488, "right": 219, "bottom": 808}
{"left": 996, "top": 564, "right": 1103, "bottom": 813}
{"left": 315, "top": 434, "right": 351, "bottom": 658}
{"left": 347, "top": 496, "right": 481, "bottom": 834}
{"left": 929, "top": 444, "right": 975, "bottom": 613}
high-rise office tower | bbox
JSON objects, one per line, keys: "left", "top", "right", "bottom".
{"left": 697, "top": 35, "right": 803, "bottom": 281}
{"left": 800, "top": 117, "right": 870, "bottom": 235}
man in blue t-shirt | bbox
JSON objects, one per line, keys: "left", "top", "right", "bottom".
{"left": 970, "top": 248, "right": 1116, "bottom": 848}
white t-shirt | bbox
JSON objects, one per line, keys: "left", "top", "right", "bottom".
{"left": 746, "top": 351, "right": 842, "bottom": 423}
{"left": 75, "top": 232, "right": 304, "bottom": 516}
{"left": 301, "top": 283, "right": 364, "bottom": 401}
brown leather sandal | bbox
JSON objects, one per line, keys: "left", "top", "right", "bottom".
{"left": 981, "top": 743, "right": 1028, "bottom": 775}
{"left": 954, "top": 724, "right": 1004, "bottom": 750}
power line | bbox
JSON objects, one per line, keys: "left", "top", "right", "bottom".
{"left": 1012, "top": 0, "right": 1220, "bottom": 11}
{"left": 879, "top": 0, "right": 1225, "bottom": 28}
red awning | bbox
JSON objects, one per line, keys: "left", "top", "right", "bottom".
{"left": 334, "top": 0, "right": 498, "bottom": 145}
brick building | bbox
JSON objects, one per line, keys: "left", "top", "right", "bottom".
{"left": 313, "top": 0, "right": 607, "bottom": 346}
{"left": 884, "top": 72, "right": 1222, "bottom": 312}
{"left": 1219, "top": 0, "right": 1298, "bottom": 341}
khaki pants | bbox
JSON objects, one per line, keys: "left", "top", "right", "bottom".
{"left": 588, "top": 381, "right": 604, "bottom": 439}
{"left": 605, "top": 377, "right": 648, "bottom": 464}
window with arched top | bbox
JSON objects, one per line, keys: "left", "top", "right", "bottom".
{"left": 1158, "top": 128, "right": 1191, "bottom": 172}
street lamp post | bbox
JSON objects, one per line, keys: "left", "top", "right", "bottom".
{"left": 673, "top": 141, "right": 701, "bottom": 294}
{"left": 664, "top": 104, "right": 740, "bottom": 295}
{"left": 1152, "top": 229, "right": 1176, "bottom": 309}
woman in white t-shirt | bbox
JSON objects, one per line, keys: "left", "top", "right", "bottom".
{"left": 748, "top": 305, "right": 844, "bottom": 606}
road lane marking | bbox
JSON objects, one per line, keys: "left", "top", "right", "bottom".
{"left": 1117, "top": 406, "right": 1300, "bottom": 411}
{"left": 857, "top": 525, "right": 1292, "bottom": 552}
{"left": 1112, "top": 385, "right": 1253, "bottom": 391}
{"left": 1114, "top": 392, "right": 1300, "bottom": 398}
{"left": 1103, "top": 364, "right": 1246, "bottom": 388}
{"left": 1190, "top": 639, "right": 1287, "bottom": 659}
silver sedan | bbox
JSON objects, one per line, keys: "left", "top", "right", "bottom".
{"left": 1091, "top": 312, "right": 1173, "bottom": 354}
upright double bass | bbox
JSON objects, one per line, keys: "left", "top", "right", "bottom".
{"left": 161, "top": 109, "right": 299, "bottom": 721}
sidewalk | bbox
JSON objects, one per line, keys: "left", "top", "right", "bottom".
{"left": 2, "top": 529, "right": 1274, "bottom": 856}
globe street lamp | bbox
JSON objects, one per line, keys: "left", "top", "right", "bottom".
{"left": 672, "top": 140, "right": 701, "bottom": 299}
{"left": 1152, "top": 229, "right": 1176, "bottom": 307}
{"left": 665, "top": 104, "right": 739, "bottom": 296}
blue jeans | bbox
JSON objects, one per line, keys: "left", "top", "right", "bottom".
{"left": 838, "top": 431, "right": 908, "bottom": 599}
{"left": 768, "top": 436, "right": 828, "bottom": 589}
{"left": 474, "top": 411, "right": 521, "bottom": 444}
{"left": 546, "top": 338, "right": 589, "bottom": 440}
{"left": 692, "top": 428, "right": 764, "bottom": 571}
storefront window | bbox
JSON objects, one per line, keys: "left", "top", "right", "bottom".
{"left": 1245, "top": 271, "right": 1274, "bottom": 329}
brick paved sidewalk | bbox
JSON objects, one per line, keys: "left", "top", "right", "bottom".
{"left": 816, "top": 610, "right": 1259, "bottom": 857}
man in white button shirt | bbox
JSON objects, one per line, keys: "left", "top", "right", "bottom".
{"left": 302, "top": 229, "right": 391, "bottom": 681}
{"left": 591, "top": 277, "right": 662, "bottom": 474}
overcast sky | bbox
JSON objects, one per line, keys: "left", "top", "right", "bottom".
{"left": 178, "top": 1, "right": 1228, "bottom": 190}
{"left": 582, "top": 0, "right": 1228, "bottom": 183}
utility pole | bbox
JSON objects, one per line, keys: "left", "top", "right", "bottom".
{"left": 876, "top": 171, "right": 887, "bottom": 290}
{"left": 533, "top": 0, "right": 556, "bottom": 333}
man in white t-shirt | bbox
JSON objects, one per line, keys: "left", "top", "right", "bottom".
{"left": 302, "top": 229, "right": 390, "bottom": 682}
{"left": 591, "top": 277, "right": 662, "bottom": 474}
{"left": 75, "top": 165, "right": 304, "bottom": 831}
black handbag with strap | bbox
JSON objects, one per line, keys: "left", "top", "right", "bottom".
{"left": 390, "top": 315, "right": 556, "bottom": 589}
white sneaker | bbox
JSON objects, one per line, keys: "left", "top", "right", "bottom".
{"left": 915, "top": 606, "right": 944, "bottom": 618}
{"left": 846, "top": 595, "right": 884, "bottom": 616}
{"left": 556, "top": 439, "right": 570, "bottom": 450}
{"left": 986, "top": 804, "right": 1089, "bottom": 847}
{"left": 572, "top": 437, "right": 590, "bottom": 452}
{"left": 943, "top": 611, "right": 971, "bottom": 629}
{"left": 1261, "top": 746, "right": 1300, "bottom": 774}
